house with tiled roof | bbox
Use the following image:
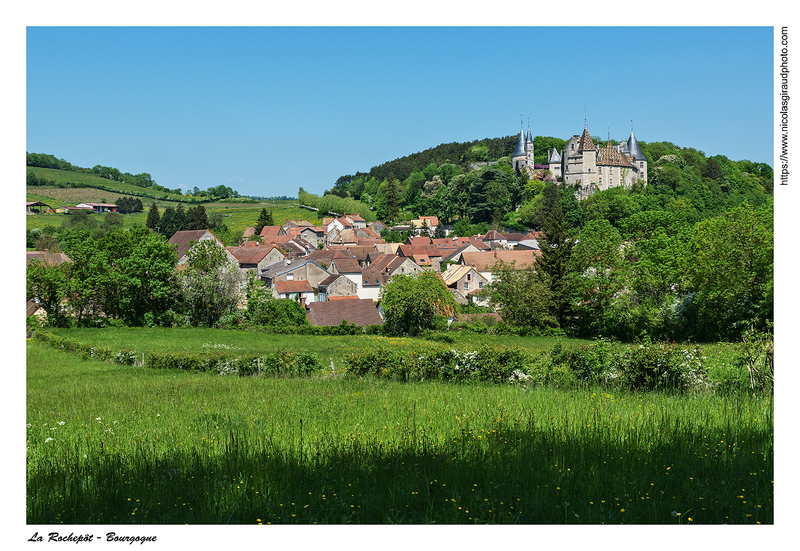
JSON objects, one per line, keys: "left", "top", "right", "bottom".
{"left": 441, "top": 242, "right": 483, "bottom": 266}
{"left": 317, "top": 273, "right": 358, "bottom": 301}
{"left": 329, "top": 228, "right": 358, "bottom": 247}
{"left": 348, "top": 213, "right": 367, "bottom": 228}
{"left": 374, "top": 242, "right": 401, "bottom": 255}
{"left": 306, "top": 299, "right": 383, "bottom": 327}
{"left": 441, "top": 264, "right": 490, "bottom": 305}
{"left": 259, "top": 225, "right": 281, "bottom": 239}
{"left": 369, "top": 220, "right": 389, "bottom": 234}
{"left": 261, "top": 235, "right": 313, "bottom": 258}
{"left": 168, "top": 230, "right": 238, "bottom": 266}
{"left": 397, "top": 244, "right": 444, "bottom": 271}
{"left": 259, "top": 258, "right": 331, "bottom": 292}
{"left": 308, "top": 248, "right": 349, "bottom": 270}
{"left": 355, "top": 227, "right": 381, "bottom": 240}
{"left": 360, "top": 266, "right": 391, "bottom": 301}
{"left": 339, "top": 246, "right": 375, "bottom": 268}
{"left": 459, "top": 250, "right": 540, "bottom": 283}
{"left": 227, "top": 244, "right": 285, "bottom": 274}
{"left": 329, "top": 258, "right": 363, "bottom": 291}
{"left": 274, "top": 279, "right": 315, "bottom": 304}
{"left": 408, "top": 235, "right": 432, "bottom": 246}
{"left": 367, "top": 253, "right": 419, "bottom": 277}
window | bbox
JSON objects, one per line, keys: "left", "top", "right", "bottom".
{"left": 287, "top": 273, "right": 294, "bottom": 280}
{"left": 464, "top": 282, "right": 469, "bottom": 291}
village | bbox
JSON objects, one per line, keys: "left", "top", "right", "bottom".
{"left": 171, "top": 212, "right": 540, "bottom": 327}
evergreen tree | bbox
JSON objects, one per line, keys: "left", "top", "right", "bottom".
{"left": 187, "top": 205, "right": 209, "bottom": 230}
{"left": 174, "top": 204, "right": 188, "bottom": 233}
{"left": 384, "top": 175, "right": 401, "bottom": 223}
{"left": 146, "top": 203, "right": 161, "bottom": 232}
{"left": 254, "top": 208, "right": 274, "bottom": 236}
{"left": 536, "top": 189, "right": 576, "bottom": 330}
{"left": 159, "top": 205, "right": 179, "bottom": 238}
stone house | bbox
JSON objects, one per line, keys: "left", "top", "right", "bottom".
{"left": 227, "top": 244, "right": 285, "bottom": 274}
{"left": 317, "top": 274, "right": 358, "bottom": 301}
{"left": 441, "top": 264, "right": 490, "bottom": 305}
{"left": 259, "top": 258, "right": 331, "bottom": 291}
{"left": 459, "top": 250, "right": 540, "bottom": 283}
{"left": 168, "top": 230, "right": 239, "bottom": 267}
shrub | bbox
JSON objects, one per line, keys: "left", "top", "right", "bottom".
{"left": 619, "top": 341, "right": 707, "bottom": 393}
{"left": 343, "top": 342, "right": 533, "bottom": 386}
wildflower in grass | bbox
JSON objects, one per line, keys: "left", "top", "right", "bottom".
{"left": 58, "top": 421, "right": 65, "bottom": 425}
{"left": 45, "top": 438, "right": 53, "bottom": 443}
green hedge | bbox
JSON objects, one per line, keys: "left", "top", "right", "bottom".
{"left": 32, "top": 331, "right": 324, "bottom": 377}
{"left": 343, "top": 343, "right": 531, "bottom": 385}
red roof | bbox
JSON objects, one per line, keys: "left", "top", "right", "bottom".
{"left": 306, "top": 299, "right": 383, "bottom": 326}
{"left": 274, "top": 280, "right": 313, "bottom": 294}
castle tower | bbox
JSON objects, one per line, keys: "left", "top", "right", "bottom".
{"left": 525, "top": 120, "right": 535, "bottom": 166}
{"left": 547, "top": 147, "right": 562, "bottom": 179}
{"left": 511, "top": 119, "right": 527, "bottom": 172}
{"left": 625, "top": 126, "right": 648, "bottom": 184}
{"left": 578, "top": 125, "right": 597, "bottom": 180}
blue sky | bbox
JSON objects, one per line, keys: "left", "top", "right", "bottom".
{"left": 26, "top": 26, "right": 775, "bottom": 198}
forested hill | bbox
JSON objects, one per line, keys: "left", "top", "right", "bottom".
{"left": 365, "top": 136, "right": 518, "bottom": 183}
{"left": 345, "top": 135, "right": 571, "bottom": 185}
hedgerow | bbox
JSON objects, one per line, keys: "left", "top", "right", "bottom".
{"left": 32, "top": 331, "right": 324, "bottom": 377}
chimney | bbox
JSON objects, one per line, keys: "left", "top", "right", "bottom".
{"left": 300, "top": 297, "right": 307, "bottom": 309}
{"left": 493, "top": 251, "right": 498, "bottom": 259}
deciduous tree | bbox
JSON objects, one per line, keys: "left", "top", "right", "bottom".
{"left": 381, "top": 271, "right": 456, "bottom": 335}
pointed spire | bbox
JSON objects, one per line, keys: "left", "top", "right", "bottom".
{"left": 526, "top": 117, "right": 534, "bottom": 146}
{"left": 512, "top": 118, "right": 527, "bottom": 160}
{"left": 626, "top": 122, "right": 646, "bottom": 161}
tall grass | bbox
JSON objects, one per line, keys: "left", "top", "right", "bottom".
{"left": 27, "top": 340, "right": 772, "bottom": 524}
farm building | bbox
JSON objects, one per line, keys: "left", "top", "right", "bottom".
{"left": 76, "top": 202, "right": 117, "bottom": 213}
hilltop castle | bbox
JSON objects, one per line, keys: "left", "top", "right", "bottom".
{"left": 512, "top": 120, "right": 648, "bottom": 198}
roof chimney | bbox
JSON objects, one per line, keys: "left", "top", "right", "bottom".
{"left": 300, "top": 297, "right": 307, "bottom": 309}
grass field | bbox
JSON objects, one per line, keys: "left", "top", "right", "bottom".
{"left": 26, "top": 331, "right": 772, "bottom": 525}
{"left": 42, "top": 327, "right": 592, "bottom": 369}
{"left": 26, "top": 197, "right": 322, "bottom": 236}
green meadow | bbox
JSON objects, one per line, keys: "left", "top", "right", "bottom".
{"left": 26, "top": 196, "right": 321, "bottom": 235}
{"left": 26, "top": 331, "right": 772, "bottom": 525}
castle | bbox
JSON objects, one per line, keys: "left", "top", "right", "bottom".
{"left": 512, "top": 120, "right": 648, "bottom": 198}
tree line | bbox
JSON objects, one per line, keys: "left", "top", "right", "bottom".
{"left": 480, "top": 181, "right": 773, "bottom": 342}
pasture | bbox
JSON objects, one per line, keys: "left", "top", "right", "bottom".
{"left": 26, "top": 331, "right": 773, "bottom": 525}
{"left": 25, "top": 194, "right": 320, "bottom": 236}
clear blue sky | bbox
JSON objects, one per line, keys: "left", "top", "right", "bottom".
{"left": 26, "top": 26, "right": 774, "bottom": 198}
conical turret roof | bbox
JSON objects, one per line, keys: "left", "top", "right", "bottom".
{"left": 626, "top": 130, "right": 646, "bottom": 161}
{"left": 548, "top": 147, "right": 561, "bottom": 164}
{"left": 578, "top": 127, "right": 596, "bottom": 152}
{"left": 512, "top": 124, "right": 527, "bottom": 159}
